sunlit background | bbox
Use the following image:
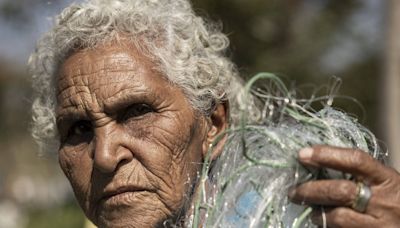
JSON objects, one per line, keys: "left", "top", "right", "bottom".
{"left": 0, "top": 0, "right": 398, "bottom": 227}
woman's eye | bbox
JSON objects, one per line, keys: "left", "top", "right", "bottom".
{"left": 68, "top": 120, "right": 92, "bottom": 137}
{"left": 123, "top": 103, "right": 154, "bottom": 120}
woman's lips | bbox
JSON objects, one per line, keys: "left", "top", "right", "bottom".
{"left": 100, "top": 186, "right": 151, "bottom": 206}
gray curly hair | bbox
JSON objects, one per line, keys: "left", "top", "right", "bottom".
{"left": 29, "top": 0, "right": 250, "bottom": 152}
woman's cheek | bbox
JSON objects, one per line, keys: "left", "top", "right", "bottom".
{"left": 58, "top": 146, "right": 93, "bottom": 204}
{"left": 59, "top": 144, "right": 90, "bottom": 174}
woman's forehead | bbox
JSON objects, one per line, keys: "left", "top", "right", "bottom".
{"left": 55, "top": 43, "right": 177, "bottom": 117}
{"left": 61, "top": 43, "right": 152, "bottom": 76}
{"left": 59, "top": 42, "right": 161, "bottom": 88}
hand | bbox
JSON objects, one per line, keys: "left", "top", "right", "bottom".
{"left": 288, "top": 145, "right": 400, "bottom": 228}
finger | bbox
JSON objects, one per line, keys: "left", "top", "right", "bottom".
{"left": 298, "top": 146, "right": 389, "bottom": 184}
{"left": 289, "top": 180, "right": 357, "bottom": 206}
{"left": 311, "top": 207, "right": 377, "bottom": 228}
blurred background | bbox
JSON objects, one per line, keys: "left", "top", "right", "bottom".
{"left": 0, "top": 0, "right": 398, "bottom": 227}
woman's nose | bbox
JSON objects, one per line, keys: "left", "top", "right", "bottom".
{"left": 93, "top": 125, "right": 133, "bottom": 173}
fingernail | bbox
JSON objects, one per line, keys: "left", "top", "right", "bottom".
{"left": 299, "top": 147, "right": 313, "bottom": 161}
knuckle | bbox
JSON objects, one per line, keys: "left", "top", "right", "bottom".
{"left": 384, "top": 166, "right": 399, "bottom": 177}
{"left": 349, "top": 149, "right": 364, "bottom": 167}
{"left": 328, "top": 182, "right": 353, "bottom": 205}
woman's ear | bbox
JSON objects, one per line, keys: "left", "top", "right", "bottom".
{"left": 202, "top": 101, "right": 229, "bottom": 161}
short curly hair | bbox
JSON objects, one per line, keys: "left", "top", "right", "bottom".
{"left": 29, "top": 0, "right": 249, "bottom": 153}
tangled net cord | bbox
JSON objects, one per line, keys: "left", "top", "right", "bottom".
{"left": 190, "top": 73, "right": 387, "bottom": 228}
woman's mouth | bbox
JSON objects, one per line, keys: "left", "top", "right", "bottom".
{"left": 100, "top": 185, "right": 152, "bottom": 207}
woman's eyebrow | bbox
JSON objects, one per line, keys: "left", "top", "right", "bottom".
{"left": 56, "top": 107, "right": 87, "bottom": 123}
{"left": 102, "top": 88, "right": 155, "bottom": 113}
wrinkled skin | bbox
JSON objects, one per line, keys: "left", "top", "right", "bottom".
{"left": 289, "top": 146, "right": 400, "bottom": 228}
{"left": 56, "top": 41, "right": 227, "bottom": 228}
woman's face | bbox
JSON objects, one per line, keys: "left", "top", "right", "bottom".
{"left": 56, "top": 42, "right": 210, "bottom": 227}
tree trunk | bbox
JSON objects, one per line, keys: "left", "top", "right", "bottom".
{"left": 385, "top": 0, "right": 400, "bottom": 170}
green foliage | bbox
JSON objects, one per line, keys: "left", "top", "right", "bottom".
{"left": 26, "top": 202, "right": 85, "bottom": 228}
{"left": 191, "top": 0, "right": 382, "bottom": 135}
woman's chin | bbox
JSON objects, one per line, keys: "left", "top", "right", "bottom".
{"left": 93, "top": 192, "right": 171, "bottom": 228}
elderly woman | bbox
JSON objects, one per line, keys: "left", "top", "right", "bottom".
{"left": 29, "top": 0, "right": 400, "bottom": 227}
